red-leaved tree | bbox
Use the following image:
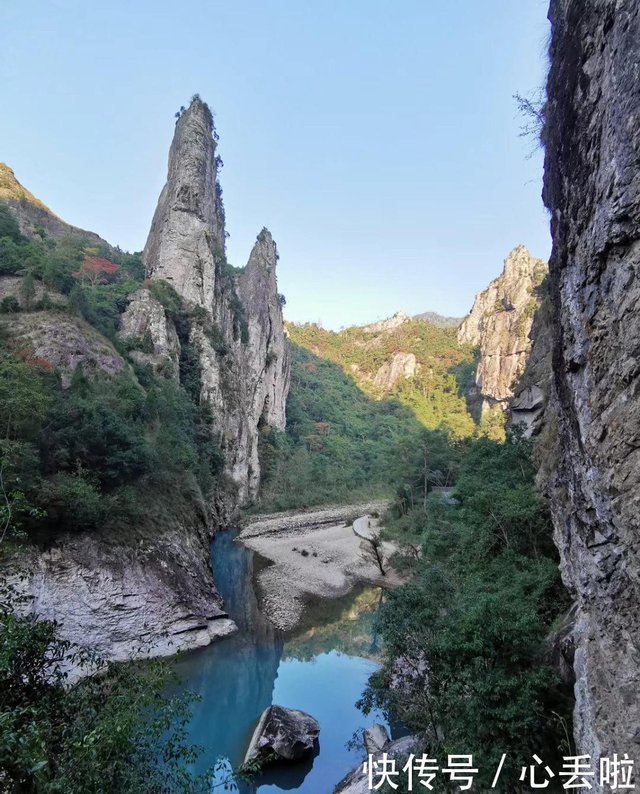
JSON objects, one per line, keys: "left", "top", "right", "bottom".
{"left": 72, "top": 257, "right": 119, "bottom": 286}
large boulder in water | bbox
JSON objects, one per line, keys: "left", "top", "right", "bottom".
{"left": 244, "top": 705, "right": 320, "bottom": 766}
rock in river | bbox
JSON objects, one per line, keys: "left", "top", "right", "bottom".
{"left": 363, "top": 724, "right": 390, "bottom": 755}
{"left": 244, "top": 705, "right": 320, "bottom": 766}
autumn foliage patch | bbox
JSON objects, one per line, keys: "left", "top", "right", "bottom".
{"left": 72, "top": 257, "right": 119, "bottom": 285}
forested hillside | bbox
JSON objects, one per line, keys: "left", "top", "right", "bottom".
{"left": 258, "top": 315, "right": 484, "bottom": 510}
{"left": 288, "top": 317, "right": 476, "bottom": 438}
{"left": 0, "top": 204, "right": 221, "bottom": 542}
{"left": 361, "top": 432, "right": 572, "bottom": 789}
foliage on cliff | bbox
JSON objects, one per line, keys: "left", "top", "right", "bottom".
{"left": 0, "top": 214, "right": 222, "bottom": 540}
{"left": 361, "top": 433, "right": 572, "bottom": 787}
{"left": 258, "top": 343, "right": 430, "bottom": 509}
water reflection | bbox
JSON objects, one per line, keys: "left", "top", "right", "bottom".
{"left": 173, "top": 529, "right": 388, "bottom": 793}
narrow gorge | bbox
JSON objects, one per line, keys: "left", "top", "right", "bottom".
{"left": 3, "top": 97, "right": 290, "bottom": 668}
{"left": 2, "top": 3, "right": 640, "bottom": 790}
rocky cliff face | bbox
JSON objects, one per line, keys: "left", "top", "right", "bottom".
{"left": 458, "top": 245, "right": 547, "bottom": 416}
{"left": 508, "top": 291, "right": 553, "bottom": 437}
{"left": 543, "top": 0, "right": 640, "bottom": 770}
{"left": 0, "top": 163, "right": 113, "bottom": 250}
{"left": 372, "top": 351, "right": 418, "bottom": 391}
{"left": 136, "top": 97, "right": 289, "bottom": 505}
{"left": 142, "top": 101, "right": 225, "bottom": 306}
{"left": 10, "top": 519, "right": 237, "bottom": 679}
{"left": 1, "top": 97, "right": 289, "bottom": 670}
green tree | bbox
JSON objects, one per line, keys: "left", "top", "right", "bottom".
{"left": 363, "top": 434, "right": 572, "bottom": 786}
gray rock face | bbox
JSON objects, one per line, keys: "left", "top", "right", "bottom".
{"left": 363, "top": 724, "right": 390, "bottom": 755}
{"left": 0, "top": 275, "right": 67, "bottom": 310}
{"left": 458, "top": 245, "right": 547, "bottom": 415}
{"left": 543, "top": 0, "right": 640, "bottom": 771}
{"left": 235, "top": 230, "right": 290, "bottom": 495}
{"left": 334, "top": 735, "right": 420, "bottom": 794}
{"left": 142, "top": 98, "right": 289, "bottom": 504}
{"left": 3, "top": 311, "right": 127, "bottom": 388}
{"left": 372, "top": 351, "right": 418, "bottom": 391}
{"left": 118, "top": 288, "right": 180, "bottom": 380}
{"left": 508, "top": 293, "right": 553, "bottom": 437}
{"left": 244, "top": 705, "right": 320, "bottom": 765}
{"left": 142, "top": 99, "right": 225, "bottom": 306}
{"left": 9, "top": 524, "right": 237, "bottom": 679}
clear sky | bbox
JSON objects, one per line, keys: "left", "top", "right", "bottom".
{"left": 1, "top": 0, "right": 551, "bottom": 329}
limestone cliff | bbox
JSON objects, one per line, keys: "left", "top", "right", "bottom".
{"left": 1, "top": 97, "right": 289, "bottom": 670}
{"left": 458, "top": 245, "right": 547, "bottom": 415}
{"left": 372, "top": 352, "right": 419, "bottom": 391}
{"left": 1, "top": 302, "right": 239, "bottom": 667}
{"left": 139, "top": 97, "right": 289, "bottom": 504}
{"left": 508, "top": 290, "right": 553, "bottom": 437}
{"left": 542, "top": 0, "right": 640, "bottom": 770}
{"left": 142, "top": 101, "right": 225, "bottom": 306}
{"left": 118, "top": 288, "right": 181, "bottom": 381}
{"left": 9, "top": 517, "right": 237, "bottom": 678}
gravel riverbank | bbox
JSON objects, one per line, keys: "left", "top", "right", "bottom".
{"left": 237, "top": 501, "right": 403, "bottom": 631}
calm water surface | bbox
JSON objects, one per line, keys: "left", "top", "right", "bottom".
{"left": 173, "top": 528, "right": 390, "bottom": 793}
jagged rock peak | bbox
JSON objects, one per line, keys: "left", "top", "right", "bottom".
{"left": 362, "top": 311, "right": 410, "bottom": 334}
{"left": 140, "top": 99, "right": 290, "bottom": 505}
{"left": 457, "top": 245, "right": 547, "bottom": 414}
{"left": 458, "top": 245, "right": 547, "bottom": 347}
{"left": 142, "top": 96, "right": 226, "bottom": 308}
{"left": 237, "top": 227, "right": 290, "bottom": 436}
{"left": 245, "top": 228, "right": 277, "bottom": 274}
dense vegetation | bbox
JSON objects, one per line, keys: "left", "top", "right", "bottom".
{"left": 288, "top": 319, "right": 477, "bottom": 439}
{"left": 360, "top": 431, "right": 573, "bottom": 789}
{"left": 0, "top": 205, "right": 223, "bottom": 541}
{"left": 258, "top": 343, "right": 432, "bottom": 510}
{"left": 258, "top": 318, "right": 482, "bottom": 511}
{"left": 0, "top": 590, "right": 204, "bottom": 792}
{"left": 0, "top": 204, "right": 229, "bottom": 792}
{"left": 0, "top": 196, "right": 567, "bottom": 790}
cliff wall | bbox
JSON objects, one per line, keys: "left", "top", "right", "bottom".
{"left": 1, "top": 96, "right": 290, "bottom": 668}
{"left": 543, "top": 0, "right": 640, "bottom": 768}
{"left": 458, "top": 245, "right": 547, "bottom": 416}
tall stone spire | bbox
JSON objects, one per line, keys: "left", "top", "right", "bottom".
{"left": 142, "top": 96, "right": 226, "bottom": 308}
{"left": 139, "top": 97, "right": 290, "bottom": 505}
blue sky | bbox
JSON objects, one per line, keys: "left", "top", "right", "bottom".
{"left": 1, "top": 1, "right": 550, "bottom": 329}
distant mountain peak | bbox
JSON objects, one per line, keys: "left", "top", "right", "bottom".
{"left": 0, "top": 162, "right": 111, "bottom": 249}
{"left": 457, "top": 244, "right": 548, "bottom": 414}
{"left": 413, "top": 311, "right": 462, "bottom": 328}
{"left": 361, "top": 312, "right": 410, "bottom": 334}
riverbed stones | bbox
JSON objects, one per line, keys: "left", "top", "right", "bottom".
{"left": 243, "top": 705, "right": 320, "bottom": 766}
